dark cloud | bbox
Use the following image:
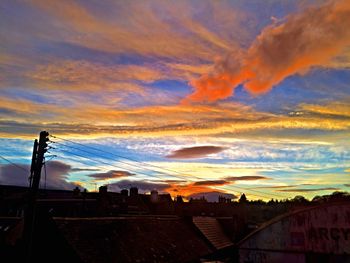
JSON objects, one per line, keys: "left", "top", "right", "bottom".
{"left": 88, "top": 170, "right": 134, "bottom": 181}
{"left": 193, "top": 180, "right": 228, "bottom": 186}
{"left": 108, "top": 180, "right": 170, "bottom": 192}
{"left": 187, "top": 191, "right": 237, "bottom": 202}
{"left": 163, "top": 179, "right": 187, "bottom": 183}
{"left": 166, "top": 146, "right": 227, "bottom": 159}
{"left": 277, "top": 187, "right": 340, "bottom": 193}
{"left": 225, "top": 176, "right": 269, "bottom": 181}
{"left": 0, "top": 163, "right": 30, "bottom": 187}
{"left": 0, "top": 160, "right": 79, "bottom": 190}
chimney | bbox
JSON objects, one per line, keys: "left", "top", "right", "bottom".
{"left": 121, "top": 189, "right": 128, "bottom": 197}
{"left": 150, "top": 190, "right": 158, "bottom": 203}
{"left": 130, "top": 187, "right": 138, "bottom": 197}
{"left": 73, "top": 186, "right": 81, "bottom": 197}
{"left": 99, "top": 185, "right": 108, "bottom": 194}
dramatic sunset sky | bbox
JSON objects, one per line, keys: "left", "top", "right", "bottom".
{"left": 0, "top": 0, "right": 349, "bottom": 201}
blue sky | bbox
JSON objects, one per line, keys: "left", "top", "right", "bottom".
{"left": 0, "top": 0, "right": 349, "bottom": 200}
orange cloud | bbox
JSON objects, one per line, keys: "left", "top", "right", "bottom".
{"left": 299, "top": 101, "right": 350, "bottom": 118}
{"left": 165, "top": 182, "right": 218, "bottom": 198}
{"left": 0, "top": 96, "right": 349, "bottom": 139}
{"left": 164, "top": 180, "right": 241, "bottom": 200}
{"left": 186, "top": 0, "right": 350, "bottom": 103}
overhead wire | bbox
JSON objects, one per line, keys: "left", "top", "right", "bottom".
{"left": 51, "top": 135, "right": 214, "bottom": 179}
{"left": 51, "top": 135, "right": 287, "bottom": 199}
{"left": 51, "top": 136, "right": 286, "bottom": 199}
{"left": 52, "top": 136, "right": 288, "bottom": 188}
{"left": 52, "top": 147, "right": 181, "bottom": 182}
{"left": 53, "top": 146, "right": 274, "bottom": 199}
{"left": 0, "top": 155, "right": 29, "bottom": 173}
{"left": 53, "top": 140, "right": 186, "bottom": 181}
{"left": 43, "top": 158, "right": 47, "bottom": 190}
{"left": 53, "top": 140, "right": 282, "bottom": 198}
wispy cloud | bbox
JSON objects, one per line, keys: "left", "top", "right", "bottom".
{"left": 1, "top": 96, "right": 349, "bottom": 139}
{"left": 87, "top": 170, "right": 134, "bottom": 181}
{"left": 166, "top": 146, "right": 227, "bottom": 159}
{"left": 277, "top": 187, "right": 340, "bottom": 193}
{"left": 193, "top": 180, "right": 228, "bottom": 186}
{"left": 28, "top": 0, "right": 245, "bottom": 60}
{"left": 1, "top": 0, "right": 349, "bottom": 198}
{"left": 225, "top": 176, "right": 270, "bottom": 182}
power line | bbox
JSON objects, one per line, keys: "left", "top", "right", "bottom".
{"left": 51, "top": 135, "right": 207, "bottom": 180}
{"left": 0, "top": 155, "right": 29, "bottom": 173}
{"left": 51, "top": 135, "right": 286, "bottom": 199}
{"left": 56, "top": 148, "right": 281, "bottom": 200}
{"left": 54, "top": 147, "right": 275, "bottom": 199}
{"left": 52, "top": 147, "right": 180, "bottom": 182}
{"left": 53, "top": 140, "right": 284, "bottom": 198}
{"left": 53, "top": 140, "right": 187, "bottom": 181}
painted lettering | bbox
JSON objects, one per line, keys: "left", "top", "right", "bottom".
{"left": 341, "top": 228, "right": 350, "bottom": 240}
{"left": 319, "top": 227, "right": 329, "bottom": 240}
{"left": 308, "top": 227, "right": 350, "bottom": 241}
{"left": 330, "top": 228, "right": 340, "bottom": 240}
{"left": 308, "top": 227, "right": 318, "bottom": 239}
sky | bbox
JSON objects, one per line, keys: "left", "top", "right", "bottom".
{"left": 0, "top": 0, "right": 349, "bottom": 201}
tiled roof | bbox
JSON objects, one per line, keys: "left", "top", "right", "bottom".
{"left": 54, "top": 216, "right": 213, "bottom": 263}
{"left": 193, "top": 217, "right": 233, "bottom": 250}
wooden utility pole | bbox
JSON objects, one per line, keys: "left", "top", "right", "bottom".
{"left": 29, "top": 139, "right": 38, "bottom": 188}
{"left": 23, "top": 131, "right": 49, "bottom": 262}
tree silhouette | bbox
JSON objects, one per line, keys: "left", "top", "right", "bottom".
{"left": 239, "top": 193, "right": 247, "bottom": 203}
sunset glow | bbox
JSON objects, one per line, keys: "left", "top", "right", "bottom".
{"left": 1, "top": 0, "right": 349, "bottom": 201}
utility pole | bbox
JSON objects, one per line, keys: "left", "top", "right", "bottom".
{"left": 23, "top": 131, "right": 49, "bottom": 262}
{"left": 29, "top": 139, "right": 38, "bottom": 188}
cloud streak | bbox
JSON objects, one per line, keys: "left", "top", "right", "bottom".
{"left": 186, "top": 0, "right": 350, "bottom": 102}
{"left": 87, "top": 170, "right": 134, "bottom": 181}
{"left": 225, "top": 176, "right": 269, "bottom": 182}
{"left": 0, "top": 98, "right": 349, "bottom": 140}
{"left": 193, "top": 180, "right": 228, "bottom": 186}
{"left": 166, "top": 146, "right": 227, "bottom": 159}
{"left": 277, "top": 187, "right": 340, "bottom": 193}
